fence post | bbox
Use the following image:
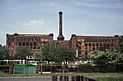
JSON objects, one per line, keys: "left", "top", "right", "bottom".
{"left": 71, "top": 76, "right": 76, "bottom": 81}
{"left": 52, "top": 76, "right": 57, "bottom": 81}
{"left": 76, "top": 76, "right": 81, "bottom": 81}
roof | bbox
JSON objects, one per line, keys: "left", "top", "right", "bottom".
{"left": 7, "top": 33, "right": 53, "bottom": 37}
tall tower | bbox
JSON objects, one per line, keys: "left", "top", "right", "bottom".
{"left": 57, "top": 11, "right": 65, "bottom": 40}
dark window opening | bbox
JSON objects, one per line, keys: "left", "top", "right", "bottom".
{"left": 26, "top": 42, "right": 29, "bottom": 46}
{"left": 19, "top": 42, "right": 21, "bottom": 46}
{"left": 30, "top": 43, "right": 32, "bottom": 46}
{"left": 96, "top": 43, "right": 99, "bottom": 46}
{"left": 34, "top": 47, "right": 36, "bottom": 49}
{"left": 93, "top": 47, "right": 95, "bottom": 51}
{"left": 85, "top": 43, "right": 88, "bottom": 46}
{"left": 22, "top": 42, "right": 25, "bottom": 46}
{"left": 34, "top": 42, "right": 36, "bottom": 46}
{"left": 89, "top": 43, "right": 91, "bottom": 46}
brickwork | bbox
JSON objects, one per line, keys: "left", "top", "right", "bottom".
{"left": 6, "top": 33, "right": 53, "bottom": 56}
{"left": 69, "top": 34, "right": 118, "bottom": 58}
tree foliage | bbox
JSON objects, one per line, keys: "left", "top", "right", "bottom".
{"left": 0, "top": 45, "right": 8, "bottom": 59}
{"left": 90, "top": 36, "right": 123, "bottom": 65}
{"left": 90, "top": 50, "right": 108, "bottom": 65}
{"left": 59, "top": 47, "right": 76, "bottom": 63}
{"left": 90, "top": 50, "right": 123, "bottom": 65}
{"left": 36, "top": 42, "right": 76, "bottom": 63}
{"left": 15, "top": 48, "right": 31, "bottom": 59}
{"left": 33, "top": 50, "right": 43, "bottom": 63}
{"left": 118, "top": 36, "right": 123, "bottom": 52}
{"left": 41, "top": 42, "right": 61, "bottom": 63}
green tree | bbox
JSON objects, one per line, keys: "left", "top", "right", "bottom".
{"left": 42, "top": 42, "right": 61, "bottom": 63}
{"left": 59, "top": 47, "right": 76, "bottom": 63}
{"left": 90, "top": 49, "right": 123, "bottom": 65}
{"left": 0, "top": 45, "right": 8, "bottom": 59}
{"left": 118, "top": 36, "right": 123, "bottom": 52}
{"left": 90, "top": 50, "right": 108, "bottom": 65}
{"left": 41, "top": 42, "right": 76, "bottom": 63}
{"left": 33, "top": 50, "right": 42, "bottom": 63}
{"left": 15, "top": 48, "right": 31, "bottom": 59}
{"left": 117, "top": 36, "right": 123, "bottom": 64}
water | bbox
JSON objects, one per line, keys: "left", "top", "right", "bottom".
{"left": 0, "top": 76, "right": 52, "bottom": 81}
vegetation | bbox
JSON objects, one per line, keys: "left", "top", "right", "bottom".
{"left": 42, "top": 42, "right": 62, "bottom": 63}
{"left": 0, "top": 72, "right": 123, "bottom": 81}
{"left": 34, "top": 42, "right": 76, "bottom": 64}
{"left": 118, "top": 36, "right": 123, "bottom": 52}
{"left": 33, "top": 50, "right": 43, "bottom": 63}
{"left": 90, "top": 50, "right": 123, "bottom": 65}
{"left": 60, "top": 47, "right": 76, "bottom": 62}
{"left": 15, "top": 48, "right": 31, "bottom": 59}
{"left": 90, "top": 36, "right": 123, "bottom": 66}
{"left": 0, "top": 45, "right": 9, "bottom": 59}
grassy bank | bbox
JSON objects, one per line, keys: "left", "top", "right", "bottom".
{"left": 0, "top": 73, "right": 123, "bottom": 81}
{"left": 83, "top": 73, "right": 123, "bottom": 81}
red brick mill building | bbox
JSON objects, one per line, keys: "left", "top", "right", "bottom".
{"left": 6, "top": 11, "right": 119, "bottom": 59}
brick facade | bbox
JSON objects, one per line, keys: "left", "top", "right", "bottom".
{"left": 6, "top": 33, "right": 53, "bottom": 56}
{"left": 69, "top": 34, "right": 118, "bottom": 58}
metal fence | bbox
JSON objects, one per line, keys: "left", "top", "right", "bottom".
{"left": 52, "top": 76, "right": 96, "bottom": 81}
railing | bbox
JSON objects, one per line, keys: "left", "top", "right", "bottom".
{"left": 52, "top": 76, "right": 96, "bottom": 81}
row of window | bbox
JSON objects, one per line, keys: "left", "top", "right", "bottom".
{"left": 18, "top": 42, "right": 46, "bottom": 46}
{"left": 18, "top": 42, "right": 37, "bottom": 46}
{"left": 17, "top": 38, "right": 49, "bottom": 42}
{"left": 78, "top": 47, "right": 114, "bottom": 53}
{"left": 84, "top": 43, "right": 114, "bottom": 46}
{"left": 8, "top": 38, "right": 14, "bottom": 42}
{"left": 77, "top": 38, "right": 115, "bottom": 42}
{"left": 77, "top": 42, "right": 114, "bottom": 47}
{"left": 30, "top": 46, "right": 40, "bottom": 49}
{"left": 8, "top": 38, "right": 49, "bottom": 42}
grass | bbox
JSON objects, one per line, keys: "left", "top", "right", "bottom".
{"left": 0, "top": 73, "right": 123, "bottom": 81}
{"left": 82, "top": 73, "right": 123, "bottom": 81}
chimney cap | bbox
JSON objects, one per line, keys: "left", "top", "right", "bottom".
{"left": 59, "top": 11, "right": 63, "bottom": 15}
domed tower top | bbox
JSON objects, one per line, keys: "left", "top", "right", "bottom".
{"left": 57, "top": 11, "right": 64, "bottom": 40}
{"left": 59, "top": 11, "right": 63, "bottom": 15}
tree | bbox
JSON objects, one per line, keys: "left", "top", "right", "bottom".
{"left": 15, "top": 48, "right": 31, "bottom": 59}
{"left": 33, "top": 50, "right": 42, "bottom": 63}
{"left": 59, "top": 47, "right": 76, "bottom": 63}
{"left": 0, "top": 45, "right": 8, "bottom": 59}
{"left": 42, "top": 42, "right": 61, "bottom": 63}
{"left": 90, "top": 50, "right": 108, "bottom": 65}
{"left": 118, "top": 36, "right": 123, "bottom": 52}
{"left": 41, "top": 42, "right": 76, "bottom": 63}
{"left": 90, "top": 49, "right": 123, "bottom": 65}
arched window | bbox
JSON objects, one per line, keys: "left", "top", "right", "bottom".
{"left": 85, "top": 43, "right": 88, "bottom": 46}
{"left": 96, "top": 43, "right": 99, "bottom": 46}
{"left": 100, "top": 43, "right": 102, "bottom": 46}
{"left": 34, "top": 42, "right": 36, "bottom": 46}
{"left": 93, "top": 47, "right": 95, "bottom": 51}
{"left": 26, "top": 42, "right": 29, "bottom": 46}
{"left": 89, "top": 43, "right": 91, "bottom": 46}
{"left": 22, "top": 42, "right": 25, "bottom": 46}
{"left": 30, "top": 42, "right": 32, "bottom": 46}
{"left": 93, "top": 43, "right": 95, "bottom": 46}
{"left": 19, "top": 42, "right": 21, "bottom": 46}
{"left": 107, "top": 44, "right": 110, "bottom": 46}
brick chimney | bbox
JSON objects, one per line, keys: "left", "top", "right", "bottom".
{"left": 57, "top": 11, "right": 64, "bottom": 40}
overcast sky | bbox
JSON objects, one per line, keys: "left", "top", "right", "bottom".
{"left": 0, "top": 0, "right": 123, "bottom": 45}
